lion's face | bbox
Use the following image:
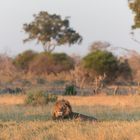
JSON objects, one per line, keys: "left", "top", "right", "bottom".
{"left": 52, "top": 99, "right": 72, "bottom": 119}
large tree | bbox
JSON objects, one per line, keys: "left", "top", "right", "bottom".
{"left": 128, "top": 0, "right": 140, "bottom": 43}
{"left": 23, "top": 11, "right": 82, "bottom": 52}
{"left": 129, "top": 0, "right": 140, "bottom": 30}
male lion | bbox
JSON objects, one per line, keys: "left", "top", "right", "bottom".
{"left": 52, "top": 99, "right": 97, "bottom": 122}
{"left": 52, "top": 99, "right": 72, "bottom": 120}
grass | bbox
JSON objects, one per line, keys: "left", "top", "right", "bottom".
{"left": 1, "top": 94, "right": 140, "bottom": 107}
{"left": 0, "top": 95, "right": 139, "bottom": 140}
{"left": 0, "top": 121, "right": 140, "bottom": 140}
{"left": 0, "top": 94, "right": 25, "bottom": 105}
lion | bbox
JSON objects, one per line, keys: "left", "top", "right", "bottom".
{"left": 52, "top": 99, "right": 72, "bottom": 120}
{"left": 52, "top": 99, "right": 97, "bottom": 122}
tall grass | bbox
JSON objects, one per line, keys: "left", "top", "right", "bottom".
{"left": 0, "top": 95, "right": 139, "bottom": 140}
{"left": 0, "top": 121, "right": 140, "bottom": 140}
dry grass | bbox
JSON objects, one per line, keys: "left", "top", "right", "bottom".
{"left": 59, "top": 95, "right": 140, "bottom": 107}
{"left": 0, "top": 121, "right": 140, "bottom": 140}
{"left": 0, "top": 95, "right": 139, "bottom": 140}
{"left": 0, "top": 95, "right": 140, "bottom": 107}
{"left": 0, "top": 95, "right": 25, "bottom": 105}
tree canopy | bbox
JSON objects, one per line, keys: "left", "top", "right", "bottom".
{"left": 13, "top": 50, "right": 37, "bottom": 71}
{"left": 129, "top": 0, "right": 140, "bottom": 29}
{"left": 23, "top": 11, "right": 82, "bottom": 52}
{"left": 82, "top": 50, "right": 119, "bottom": 79}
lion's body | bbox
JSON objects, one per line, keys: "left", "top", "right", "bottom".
{"left": 68, "top": 112, "right": 97, "bottom": 121}
{"left": 52, "top": 99, "right": 97, "bottom": 122}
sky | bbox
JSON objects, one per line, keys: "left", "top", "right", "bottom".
{"left": 0, "top": 0, "right": 140, "bottom": 57}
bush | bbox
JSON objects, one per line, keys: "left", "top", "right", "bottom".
{"left": 64, "top": 84, "right": 77, "bottom": 95}
{"left": 52, "top": 53, "right": 74, "bottom": 72}
{"left": 29, "top": 52, "right": 74, "bottom": 75}
{"left": 13, "top": 50, "right": 37, "bottom": 71}
{"left": 25, "top": 91, "right": 57, "bottom": 106}
{"left": 82, "top": 50, "right": 119, "bottom": 80}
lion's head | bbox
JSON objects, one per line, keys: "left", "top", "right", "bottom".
{"left": 52, "top": 99, "right": 72, "bottom": 120}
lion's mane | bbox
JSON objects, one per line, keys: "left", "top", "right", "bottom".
{"left": 52, "top": 99, "right": 72, "bottom": 120}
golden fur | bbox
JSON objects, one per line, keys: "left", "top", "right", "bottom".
{"left": 52, "top": 99, "right": 72, "bottom": 120}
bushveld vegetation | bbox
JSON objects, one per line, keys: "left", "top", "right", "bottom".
{"left": 0, "top": 2, "right": 140, "bottom": 139}
{"left": 25, "top": 90, "right": 57, "bottom": 105}
{"left": 0, "top": 50, "right": 140, "bottom": 140}
{"left": 0, "top": 43, "right": 140, "bottom": 96}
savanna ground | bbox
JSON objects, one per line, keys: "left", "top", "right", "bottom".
{"left": 0, "top": 95, "right": 140, "bottom": 140}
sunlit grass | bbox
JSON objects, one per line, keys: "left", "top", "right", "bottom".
{"left": 0, "top": 121, "right": 140, "bottom": 140}
{"left": 0, "top": 95, "right": 139, "bottom": 140}
{"left": 1, "top": 94, "right": 140, "bottom": 107}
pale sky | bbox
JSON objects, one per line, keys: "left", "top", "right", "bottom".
{"left": 0, "top": 0, "right": 140, "bottom": 56}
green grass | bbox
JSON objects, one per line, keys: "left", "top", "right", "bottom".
{"left": 73, "top": 105, "right": 140, "bottom": 121}
{"left": 0, "top": 104, "right": 139, "bottom": 122}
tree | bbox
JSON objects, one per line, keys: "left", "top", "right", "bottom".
{"left": 116, "top": 58, "right": 132, "bottom": 82}
{"left": 128, "top": 0, "right": 140, "bottom": 43}
{"left": 13, "top": 50, "right": 37, "bottom": 71}
{"left": 23, "top": 11, "right": 82, "bottom": 52}
{"left": 52, "top": 53, "right": 74, "bottom": 71}
{"left": 89, "top": 41, "right": 110, "bottom": 52}
{"left": 82, "top": 50, "right": 119, "bottom": 80}
{"left": 129, "top": 0, "right": 140, "bottom": 29}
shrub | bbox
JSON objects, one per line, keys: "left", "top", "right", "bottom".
{"left": 28, "top": 52, "right": 53, "bottom": 74}
{"left": 46, "top": 93, "right": 58, "bottom": 102}
{"left": 29, "top": 52, "right": 74, "bottom": 75}
{"left": 82, "top": 50, "right": 119, "bottom": 80}
{"left": 13, "top": 50, "right": 37, "bottom": 71}
{"left": 25, "top": 90, "right": 57, "bottom": 106}
{"left": 52, "top": 53, "right": 74, "bottom": 72}
{"left": 64, "top": 84, "right": 77, "bottom": 95}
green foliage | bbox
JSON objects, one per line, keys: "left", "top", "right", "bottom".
{"left": 52, "top": 53, "right": 74, "bottom": 72}
{"left": 129, "top": 0, "right": 140, "bottom": 29}
{"left": 13, "top": 50, "right": 37, "bottom": 70}
{"left": 83, "top": 50, "right": 118, "bottom": 78}
{"left": 46, "top": 93, "right": 58, "bottom": 103}
{"left": 25, "top": 91, "right": 57, "bottom": 106}
{"left": 29, "top": 52, "right": 74, "bottom": 75}
{"left": 64, "top": 84, "right": 77, "bottom": 95}
{"left": 117, "top": 59, "right": 132, "bottom": 82}
{"left": 23, "top": 11, "right": 82, "bottom": 52}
